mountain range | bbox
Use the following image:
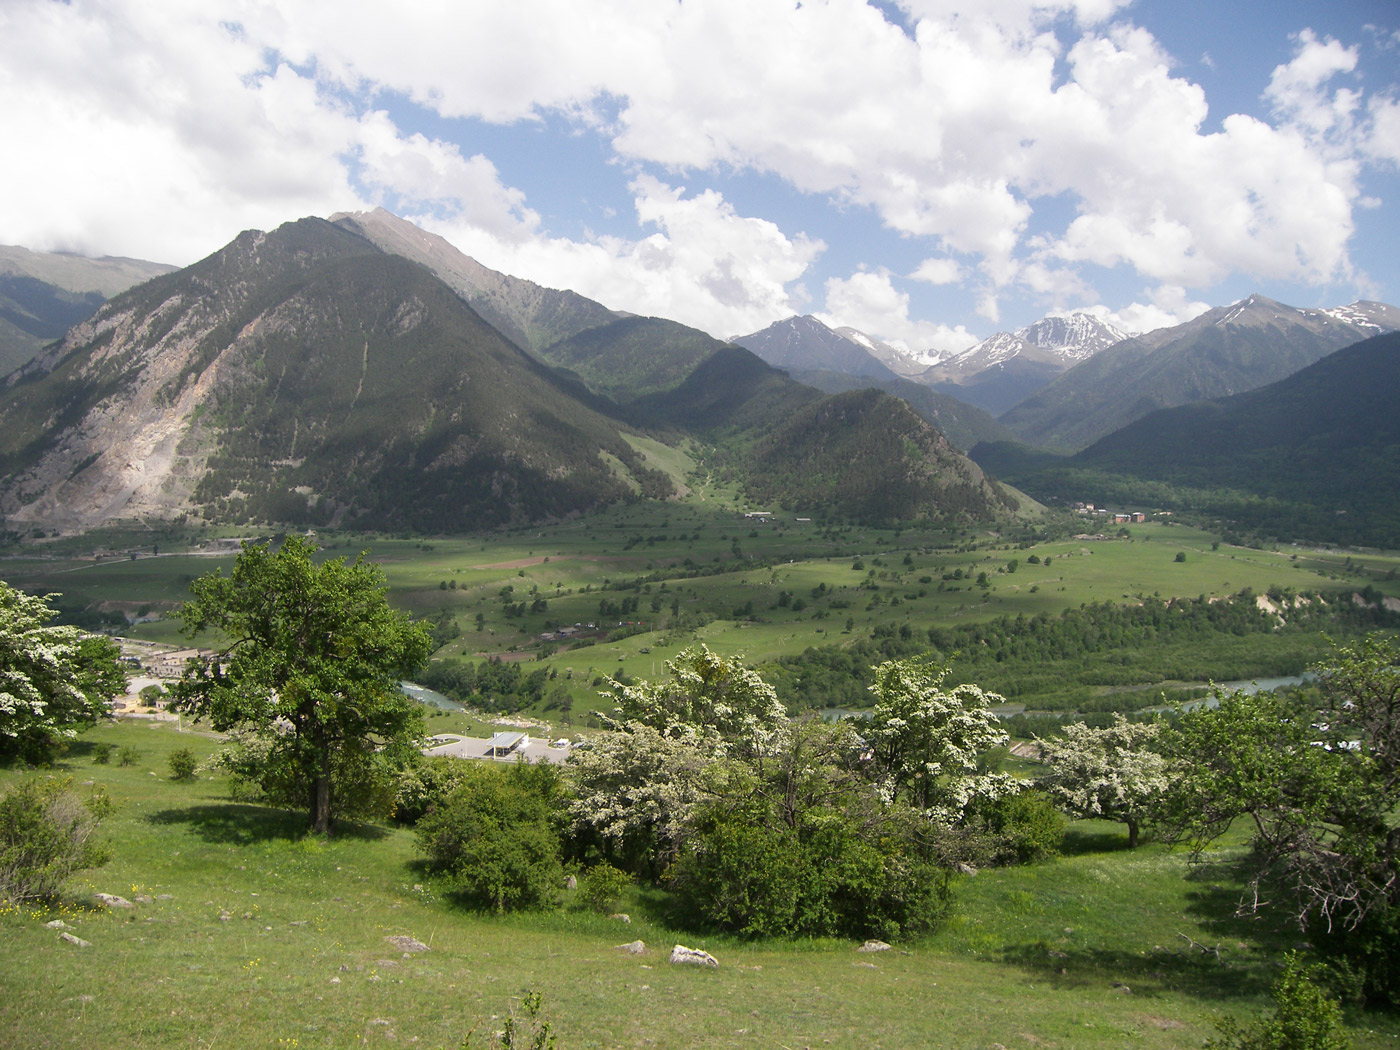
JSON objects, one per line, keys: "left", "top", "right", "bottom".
{"left": 3, "top": 207, "right": 1398, "bottom": 546}
{"left": 0, "top": 214, "right": 1018, "bottom": 534}
{"left": 974, "top": 330, "right": 1400, "bottom": 547}
{"left": 998, "top": 295, "right": 1400, "bottom": 451}
{"left": 916, "top": 313, "right": 1129, "bottom": 416}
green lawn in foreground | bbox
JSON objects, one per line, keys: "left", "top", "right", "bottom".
{"left": 3, "top": 720, "right": 1398, "bottom": 1049}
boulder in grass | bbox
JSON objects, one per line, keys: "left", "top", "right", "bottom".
{"left": 669, "top": 944, "right": 719, "bottom": 968}
{"left": 94, "top": 893, "right": 133, "bottom": 909}
{"left": 616, "top": 940, "right": 647, "bottom": 955}
{"left": 59, "top": 932, "right": 92, "bottom": 948}
{"left": 856, "top": 940, "right": 892, "bottom": 953}
{"left": 385, "top": 935, "right": 429, "bottom": 953}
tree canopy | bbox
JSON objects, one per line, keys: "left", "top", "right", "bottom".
{"left": 1039, "top": 715, "right": 1170, "bottom": 848}
{"left": 0, "top": 581, "right": 125, "bottom": 762}
{"left": 175, "top": 536, "right": 432, "bottom": 834}
{"left": 1162, "top": 637, "right": 1400, "bottom": 935}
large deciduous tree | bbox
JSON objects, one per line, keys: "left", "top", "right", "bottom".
{"left": 0, "top": 581, "right": 125, "bottom": 762}
{"left": 1038, "top": 715, "right": 1171, "bottom": 848}
{"left": 1162, "top": 637, "right": 1400, "bottom": 936}
{"left": 175, "top": 537, "right": 432, "bottom": 835}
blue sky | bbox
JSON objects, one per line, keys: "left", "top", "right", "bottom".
{"left": 2, "top": 1, "right": 1397, "bottom": 355}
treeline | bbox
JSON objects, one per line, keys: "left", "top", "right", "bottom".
{"left": 416, "top": 657, "right": 568, "bottom": 714}
{"left": 766, "top": 588, "right": 1400, "bottom": 715}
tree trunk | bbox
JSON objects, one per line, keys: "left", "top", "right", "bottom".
{"left": 1127, "top": 817, "right": 1139, "bottom": 849}
{"left": 311, "top": 750, "right": 331, "bottom": 836}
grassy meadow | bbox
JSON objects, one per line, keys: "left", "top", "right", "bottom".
{"left": 3, "top": 503, "right": 1396, "bottom": 727}
{"left": 6, "top": 719, "right": 1400, "bottom": 1049}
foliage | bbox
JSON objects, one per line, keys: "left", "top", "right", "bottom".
{"left": 603, "top": 644, "right": 788, "bottom": 756}
{"left": 563, "top": 721, "right": 710, "bottom": 877}
{"left": 1038, "top": 716, "right": 1171, "bottom": 848}
{"left": 769, "top": 589, "right": 1393, "bottom": 714}
{"left": 117, "top": 746, "right": 139, "bottom": 767}
{"left": 174, "top": 536, "right": 434, "bottom": 834}
{"left": 167, "top": 747, "right": 198, "bottom": 781}
{"left": 669, "top": 719, "right": 948, "bottom": 939}
{"left": 392, "top": 754, "right": 478, "bottom": 825}
{"left": 0, "top": 580, "right": 126, "bottom": 762}
{"left": 91, "top": 743, "right": 112, "bottom": 765}
{"left": 1205, "top": 954, "right": 1351, "bottom": 1050}
{"left": 864, "top": 657, "right": 1018, "bottom": 820}
{"left": 1162, "top": 637, "right": 1400, "bottom": 942}
{"left": 575, "top": 861, "right": 631, "bottom": 914}
{"left": 968, "top": 788, "right": 1067, "bottom": 864}
{"left": 0, "top": 776, "right": 110, "bottom": 902}
{"left": 417, "top": 763, "right": 564, "bottom": 913}
{"left": 461, "top": 989, "right": 556, "bottom": 1050}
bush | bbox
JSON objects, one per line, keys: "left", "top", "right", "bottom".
{"left": 0, "top": 777, "right": 111, "bottom": 902}
{"left": 670, "top": 805, "right": 947, "bottom": 940}
{"left": 118, "top": 746, "right": 140, "bottom": 767}
{"left": 392, "top": 755, "right": 476, "bottom": 825}
{"left": 1205, "top": 953, "right": 1350, "bottom": 1050}
{"left": 576, "top": 862, "right": 632, "bottom": 914}
{"left": 416, "top": 764, "right": 564, "bottom": 912}
{"left": 168, "top": 747, "right": 198, "bottom": 781}
{"left": 91, "top": 743, "right": 113, "bottom": 765}
{"left": 976, "top": 789, "right": 1067, "bottom": 864}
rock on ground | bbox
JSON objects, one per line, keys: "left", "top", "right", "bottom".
{"left": 385, "top": 935, "right": 429, "bottom": 952}
{"left": 669, "top": 944, "right": 719, "bottom": 968}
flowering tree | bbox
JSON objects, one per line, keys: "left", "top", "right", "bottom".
{"left": 1038, "top": 715, "right": 1171, "bottom": 848}
{"left": 564, "top": 720, "right": 711, "bottom": 875}
{"left": 604, "top": 645, "right": 788, "bottom": 756}
{"left": 0, "top": 581, "right": 125, "bottom": 761}
{"left": 864, "top": 656, "right": 1019, "bottom": 821}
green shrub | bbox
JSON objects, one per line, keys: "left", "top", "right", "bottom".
{"left": 117, "top": 746, "right": 140, "bottom": 767}
{"left": 670, "top": 805, "right": 947, "bottom": 940}
{"left": 0, "top": 777, "right": 111, "bottom": 902}
{"left": 416, "top": 765, "right": 564, "bottom": 912}
{"left": 91, "top": 743, "right": 113, "bottom": 765}
{"left": 1206, "top": 953, "right": 1350, "bottom": 1050}
{"left": 168, "top": 747, "right": 198, "bottom": 781}
{"left": 576, "top": 862, "right": 632, "bottom": 914}
{"left": 978, "top": 789, "right": 1067, "bottom": 864}
{"left": 392, "top": 755, "right": 477, "bottom": 825}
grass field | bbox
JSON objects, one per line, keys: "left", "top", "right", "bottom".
{"left": 5, "top": 720, "right": 1400, "bottom": 1049}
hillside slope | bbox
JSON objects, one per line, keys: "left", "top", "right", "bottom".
{"left": 999, "top": 296, "right": 1400, "bottom": 451}
{"left": 0, "top": 218, "right": 668, "bottom": 532}
{"left": 742, "top": 388, "right": 1021, "bottom": 523}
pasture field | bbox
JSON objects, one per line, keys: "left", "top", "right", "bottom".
{"left": 4, "top": 720, "right": 1400, "bottom": 1049}
{"left": 2, "top": 504, "right": 1397, "bottom": 725}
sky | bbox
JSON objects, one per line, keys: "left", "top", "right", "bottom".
{"left": 2, "top": 1, "right": 1398, "bottom": 355}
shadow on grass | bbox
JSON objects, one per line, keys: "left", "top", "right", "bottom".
{"left": 145, "top": 803, "right": 389, "bottom": 845}
{"left": 1060, "top": 824, "right": 1134, "bottom": 856}
{"left": 998, "top": 854, "right": 1302, "bottom": 1003}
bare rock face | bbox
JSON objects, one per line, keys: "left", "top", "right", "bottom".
{"left": 669, "top": 944, "right": 719, "bottom": 968}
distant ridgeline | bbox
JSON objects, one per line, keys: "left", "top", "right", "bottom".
{"left": 764, "top": 587, "right": 1400, "bottom": 717}
{"left": 973, "top": 331, "right": 1400, "bottom": 549}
